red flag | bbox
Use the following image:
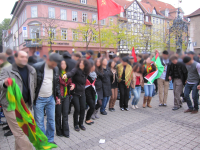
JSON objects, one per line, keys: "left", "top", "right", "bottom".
{"left": 132, "top": 47, "right": 137, "bottom": 63}
{"left": 97, "top": 0, "right": 124, "bottom": 20}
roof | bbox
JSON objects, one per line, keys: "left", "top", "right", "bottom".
{"left": 11, "top": 1, "right": 18, "bottom": 15}
{"left": 114, "top": 0, "right": 134, "bottom": 9}
{"left": 140, "top": 2, "right": 154, "bottom": 14}
{"left": 144, "top": 21, "right": 153, "bottom": 26}
{"left": 188, "top": 8, "right": 200, "bottom": 18}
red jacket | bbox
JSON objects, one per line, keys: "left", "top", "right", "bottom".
{"left": 59, "top": 76, "right": 75, "bottom": 97}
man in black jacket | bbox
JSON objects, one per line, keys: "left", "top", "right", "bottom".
{"left": 33, "top": 53, "right": 62, "bottom": 144}
{"left": 5, "top": 49, "right": 15, "bottom": 64}
{"left": 63, "top": 51, "right": 77, "bottom": 71}
{"left": 158, "top": 50, "right": 171, "bottom": 106}
{"left": 168, "top": 55, "right": 188, "bottom": 110}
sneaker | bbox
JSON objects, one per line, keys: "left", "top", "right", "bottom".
{"left": 172, "top": 107, "right": 179, "bottom": 111}
{"left": 125, "top": 108, "right": 129, "bottom": 111}
{"left": 101, "top": 111, "right": 107, "bottom": 115}
{"left": 132, "top": 105, "right": 136, "bottom": 109}
{"left": 135, "top": 105, "right": 139, "bottom": 109}
{"left": 3, "top": 125, "right": 10, "bottom": 130}
{"left": 4, "top": 130, "right": 13, "bottom": 137}
{"left": 120, "top": 108, "right": 124, "bottom": 111}
{"left": 112, "top": 108, "right": 115, "bottom": 111}
{"left": 109, "top": 108, "right": 113, "bottom": 112}
{"left": 74, "top": 125, "right": 80, "bottom": 132}
{"left": 159, "top": 104, "right": 163, "bottom": 106}
{"left": 163, "top": 104, "right": 167, "bottom": 107}
{"left": 79, "top": 125, "right": 86, "bottom": 131}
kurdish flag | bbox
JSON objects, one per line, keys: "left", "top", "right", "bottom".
{"left": 145, "top": 53, "right": 164, "bottom": 84}
{"left": 6, "top": 78, "right": 57, "bottom": 150}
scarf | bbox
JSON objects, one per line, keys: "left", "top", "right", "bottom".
{"left": 6, "top": 78, "right": 57, "bottom": 150}
{"left": 86, "top": 56, "right": 91, "bottom": 60}
{"left": 89, "top": 71, "right": 97, "bottom": 81}
{"left": 61, "top": 70, "right": 68, "bottom": 97}
{"left": 117, "top": 63, "right": 133, "bottom": 88}
{"left": 111, "top": 68, "right": 117, "bottom": 84}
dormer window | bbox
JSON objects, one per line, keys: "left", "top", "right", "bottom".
{"left": 81, "top": 0, "right": 87, "bottom": 4}
{"left": 145, "top": 16, "right": 148, "bottom": 22}
{"left": 152, "top": 9, "right": 156, "bottom": 15}
{"left": 165, "top": 9, "right": 169, "bottom": 17}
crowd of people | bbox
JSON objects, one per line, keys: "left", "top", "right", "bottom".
{"left": 0, "top": 48, "right": 200, "bottom": 150}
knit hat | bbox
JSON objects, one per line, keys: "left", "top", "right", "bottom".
{"left": 122, "top": 56, "right": 129, "bottom": 63}
{"left": 86, "top": 50, "right": 94, "bottom": 56}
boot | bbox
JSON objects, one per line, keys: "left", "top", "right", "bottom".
{"left": 91, "top": 111, "right": 96, "bottom": 120}
{"left": 94, "top": 109, "right": 99, "bottom": 119}
{"left": 143, "top": 96, "right": 148, "bottom": 108}
{"left": 147, "top": 97, "right": 152, "bottom": 108}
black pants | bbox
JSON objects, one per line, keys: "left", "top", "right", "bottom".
{"left": 72, "top": 94, "right": 86, "bottom": 126}
{"left": 95, "top": 100, "right": 102, "bottom": 110}
{"left": 55, "top": 96, "right": 70, "bottom": 136}
{"left": 85, "top": 89, "right": 96, "bottom": 121}
{"left": 119, "top": 81, "right": 129, "bottom": 108}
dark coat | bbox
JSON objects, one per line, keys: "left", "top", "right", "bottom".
{"left": 160, "top": 57, "right": 171, "bottom": 81}
{"left": 95, "top": 70, "right": 103, "bottom": 100}
{"left": 66, "top": 68, "right": 87, "bottom": 96}
{"left": 33, "top": 62, "right": 61, "bottom": 104}
{"left": 168, "top": 62, "right": 188, "bottom": 85}
{"left": 7, "top": 56, "right": 15, "bottom": 64}
{"left": 102, "top": 68, "right": 112, "bottom": 97}
{"left": 63, "top": 52, "right": 77, "bottom": 72}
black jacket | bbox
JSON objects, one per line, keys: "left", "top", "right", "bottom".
{"left": 33, "top": 62, "right": 61, "bottom": 104}
{"left": 102, "top": 68, "right": 112, "bottom": 97}
{"left": 95, "top": 70, "right": 103, "bottom": 90}
{"left": 160, "top": 57, "right": 171, "bottom": 81}
{"left": 7, "top": 56, "right": 15, "bottom": 64}
{"left": 67, "top": 68, "right": 87, "bottom": 96}
{"left": 168, "top": 62, "right": 188, "bottom": 85}
{"left": 63, "top": 52, "right": 77, "bottom": 72}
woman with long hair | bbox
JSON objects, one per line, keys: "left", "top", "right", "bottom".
{"left": 108, "top": 60, "right": 118, "bottom": 112}
{"left": 56, "top": 60, "right": 75, "bottom": 138}
{"left": 100, "top": 57, "right": 112, "bottom": 115}
{"left": 63, "top": 59, "right": 91, "bottom": 131}
{"left": 85, "top": 62, "right": 97, "bottom": 125}
{"left": 91, "top": 58, "right": 103, "bottom": 119}
{"left": 143, "top": 54, "right": 157, "bottom": 108}
{"left": 131, "top": 63, "right": 144, "bottom": 109}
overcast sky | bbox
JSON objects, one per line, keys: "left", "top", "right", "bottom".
{"left": 0, "top": 0, "right": 199, "bottom": 23}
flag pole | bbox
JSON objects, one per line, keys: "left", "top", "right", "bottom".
{"left": 97, "top": 0, "right": 102, "bottom": 53}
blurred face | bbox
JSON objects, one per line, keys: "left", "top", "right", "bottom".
{"left": 122, "top": 61, "right": 128, "bottom": 66}
{"left": 102, "top": 59, "right": 107, "bottom": 66}
{"left": 162, "top": 54, "right": 168, "bottom": 60}
{"left": 61, "top": 60, "right": 67, "bottom": 70}
{"left": 96, "top": 59, "right": 101, "bottom": 67}
{"left": 86, "top": 53, "right": 90, "bottom": 58}
{"left": 91, "top": 65, "right": 95, "bottom": 72}
{"left": 172, "top": 59, "right": 178, "bottom": 64}
{"left": 129, "top": 58, "right": 134, "bottom": 64}
{"left": 198, "top": 54, "right": 200, "bottom": 58}
{"left": 188, "top": 54, "right": 194, "bottom": 59}
{"left": 79, "top": 60, "right": 85, "bottom": 70}
{"left": 111, "top": 61, "right": 116, "bottom": 68}
{"left": 15, "top": 51, "right": 28, "bottom": 67}
{"left": 47, "top": 60, "right": 58, "bottom": 69}
{"left": 145, "top": 57, "right": 151, "bottom": 64}
{"left": 136, "top": 67, "right": 140, "bottom": 73}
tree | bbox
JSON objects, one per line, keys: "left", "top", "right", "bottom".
{"left": 0, "top": 18, "right": 11, "bottom": 45}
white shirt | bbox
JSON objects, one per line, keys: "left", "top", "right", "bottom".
{"left": 39, "top": 63, "right": 53, "bottom": 97}
{"left": 160, "top": 59, "right": 169, "bottom": 80}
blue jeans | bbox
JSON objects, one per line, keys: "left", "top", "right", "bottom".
{"left": 100, "top": 96, "right": 110, "bottom": 112}
{"left": 184, "top": 83, "right": 199, "bottom": 110}
{"left": 132, "top": 86, "right": 141, "bottom": 105}
{"left": 144, "top": 85, "right": 154, "bottom": 97}
{"left": 33, "top": 95, "right": 55, "bottom": 142}
{"left": 169, "top": 80, "right": 173, "bottom": 90}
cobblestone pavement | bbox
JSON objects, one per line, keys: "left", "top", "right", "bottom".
{"left": 1, "top": 90, "right": 200, "bottom": 150}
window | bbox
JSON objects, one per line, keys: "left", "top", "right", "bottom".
{"left": 92, "top": 14, "right": 97, "bottom": 24}
{"left": 101, "top": 19, "right": 105, "bottom": 25}
{"left": 134, "top": 12, "right": 137, "bottom": 19}
{"left": 31, "top": 6, "right": 37, "bottom": 18}
{"left": 61, "top": 29, "right": 67, "bottom": 40}
{"left": 30, "top": 27, "right": 40, "bottom": 39}
{"left": 167, "top": 21, "right": 169, "bottom": 29}
{"left": 61, "top": 9, "right": 66, "bottom": 20}
{"left": 109, "top": 18, "right": 113, "bottom": 26}
{"left": 160, "top": 19, "right": 162, "bottom": 24}
{"left": 152, "top": 9, "right": 156, "bottom": 15}
{"left": 81, "top": 0, "right": 87, "bottom": 4}
{"left": 120, "top": 12, "right": 124, "bottom": 17}
{"left": 72, "top": 11, "right": 78, "bottom": 22}
{"left": 82, "top": 13, "right": 87, "bottom": 23}
{"left": 165, "top": 9, "right": 169, "bottom": 17}
{"left": 83, "top": 32, "right": 88, "bottom": 41}
{"left": 156, "top": 18, "right": 158, "bottom": 24}
{"left": 73, "top": 30, "right": 78, "bottom": 41}
{"left": 127, "top": 11, "right": 131, "bottom": 19}
{"left": 153, "top": 17, "right": 155, "bottom": 24}
{"left": 145, "top": 16, "right": 148, "bottom": 22}
{"left": 140, "top": 14, "right": 143, "bottom": 20}
{"left": 49, "top": 7, "right": 55, "bottom": 18}
{"left": 93, "top": 33, "right": 97, "bottom": 42}
{"left": 49, "top": 28, "right": 56, "bottom": 39}
{"left": 19, "top": 33, "right": 23, "bottom": 45}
